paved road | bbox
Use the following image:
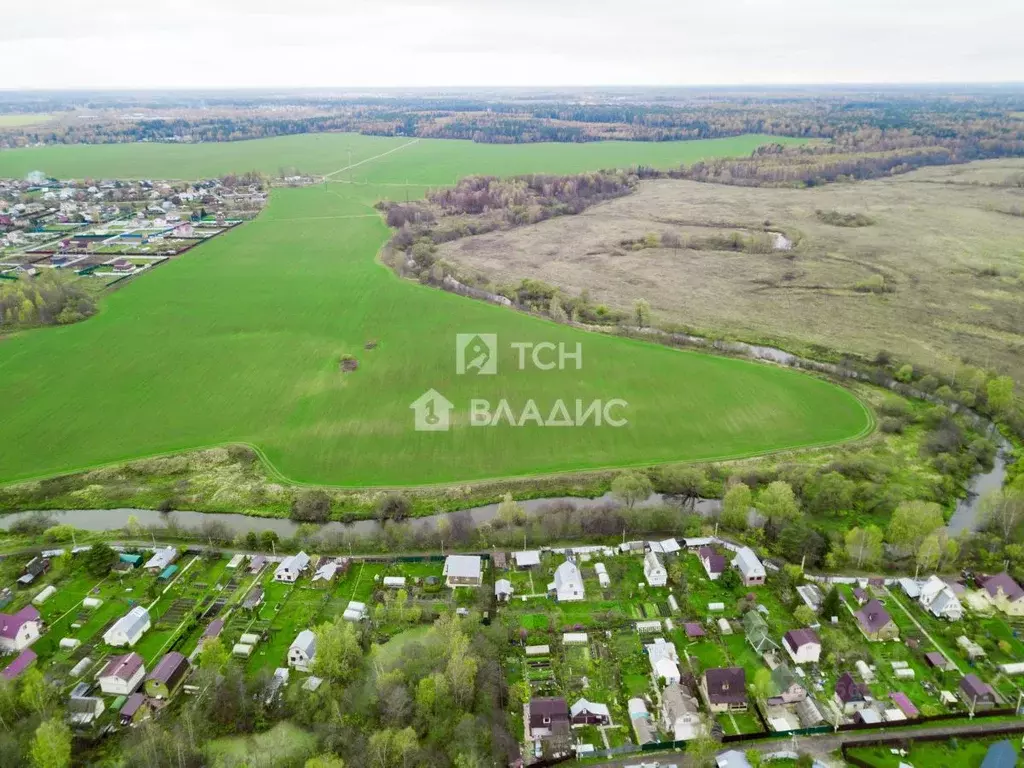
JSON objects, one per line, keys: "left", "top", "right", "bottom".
{"left": 586, "top": 719, "right": 1024, "bottom": 767}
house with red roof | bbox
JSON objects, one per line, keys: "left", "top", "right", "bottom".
{"left": 0, "top": 605, "right": 41, "bottom": 652}
{"left": 698, "top": 547, "right": 725, "bottom": 581}
{"left": 889, "top": 691, "right": 919, "bottom": 719}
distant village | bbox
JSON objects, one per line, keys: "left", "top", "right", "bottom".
{"left": 0, "top": 173, "right": 266, "bottom": 283}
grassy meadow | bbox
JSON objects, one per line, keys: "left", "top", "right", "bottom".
{"left": 0, "top": 133, "right": 871, "bottom": 486}
{"left": 0, "top": 113, "right": 55, "bottom": 128}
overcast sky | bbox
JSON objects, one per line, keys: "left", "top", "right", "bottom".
{"left": 3, "top": 0, "right": 1022, "bottom": 90}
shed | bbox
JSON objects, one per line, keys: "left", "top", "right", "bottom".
{"left": 158, "top": 564, "right": 179, "bottom": 581}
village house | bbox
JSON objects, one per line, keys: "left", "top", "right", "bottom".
{"left": 145, "top": 652, "right": 190, "bottom": 699}
{"left": 643, "top": 551, "right": 668, "bottom": 587}
{"left": 274, "top": 551, "right": 310, "bottom": 583}
{"left": 67, "top": 695, "right": 105, "bottom": 727}
{"left": 978, "top": 573, "right": 1024, "bottom": 617}
{"left": 103, "top": 606, "right": 151, "bottom": 648}
{"left": 312, "top": 558, "right": 347, "bottom": 585}
{"left": 242, "top": 586, "right": 264, "bottom": 611}
{"left": 98, "top": 653, "right": 146, "bottom": 695}
{"left": 2, "top": 649, "right": 36, "bottom": 680}
{"left": 782, "top": 628, "right": 821, "bottom": 665}
{"left": 767, "top": 664, "right": 806, "bottom": 705}
{"left": 699, "top": 546, "right": 726, "bottom": 581}
{"left": 569, "top": 698, "right": 611, "bottom": 726}
{"left": 628, "top": 698, "right": 657, "bottom": 745}
{"left": 528, "top": 697, "right": 570, "bottom": 739}
{"left": 834, "top": 672, "right": 867, "bottom": 714}
{"left": 853, "top": 599, "right": 898, "bottom": 641}
{"left": 443, "top": 555, "right": 483, "bottom": 587}
{"left": 288, "top": 629, "right": 317, "bottom": 671}
{"left": 144, "top": 546, "right": 178, "bottom": 573}
{"left": 120, "top": 693, "right": 149, "bottom": 726}
{"left": 646, "top": 637, "right": 681, "bottom": 684}
{"left": 0, "top": 605, "right": 41, "bottom": 652}
{"left": 960, "top": 674, "right": 997, "bottom": 711}
{"left": 732, "top": 547, "right": 766, "bottom": 586}
{"left": 703, "top": 667, "right": 748, "bottom": 712}
{"left": 199, "top": 619, "right": 224, "bottom": 650}
{"left": 918, "top": 575, "right": 964, "bottom": 621}
{"left": 514, "top": 550, "right": 541, "bottom": 569}
{"left": 660, "top": 683, "right": 705, "bottom": 741}
{"left": 495, "top": 579, "right": 514, "bottom": 602}
{"left": 548, "top": 561, "right": 585, "bottom": 602}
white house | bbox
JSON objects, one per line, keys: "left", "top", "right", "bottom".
{"left": 97, "top": 653, "right": 146, "bottom": 695}
{"left": 549, "top": 561, "right": 585, "bottom": 602}
{"left": 514, "top": 551, "right": 541, "bottom": 569}
{"left": 144, "top": 546, "right": 178, "bottom": 573}
{"left": 919, "top": 576, "right": 963, "bottom": 621}
{"left": 732, "top": 547, "right": 766, "bottom": 586}
{"left": 288, "top": 629, "right": 317, "bottom": 671}
{"left": 0, "top": 606, "right": 41, "bottom": 652}
{"left": 643, "top": 551, "right": 668, "bottom": 587}
{"left": 103, "top": 607, "right": 151, "bottom": 648}
{"left": 782, "top": 628, "right": 822, "bottom": 665}
{"left": 645, "top": 638, "right": 681, "bottom": 684}
{"left": 495, "top": 579, "right": 514, "bottom": 602}
{"left": 594, "top": 562, "right": 611, "bottom": 588}
{"left": 443, "top": 555, "right": 483, "bottom": 587}
{"left": 274, "top": 552, "right": 311, "bottom": 583}
{"left": 312, "top": 560, "right": 342, "bottom": 584}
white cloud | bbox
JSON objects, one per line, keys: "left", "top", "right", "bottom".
{"left": 2, "top": 0, "right": 1021, "bottom": 89}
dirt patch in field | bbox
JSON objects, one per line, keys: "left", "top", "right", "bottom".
{"left": 435, "top": 159, "right": 1024, "bottom": 378}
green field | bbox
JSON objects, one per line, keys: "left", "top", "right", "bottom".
{"left": 0, "top": 113, "right": 55, "bottom": 128}
{"left": 0, "top": 133, "right": 871, "bottom": 486}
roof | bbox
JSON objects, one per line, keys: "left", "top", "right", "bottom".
{"left": 981, "top": 741, "right": 1018, "bottom": 768}
{"left": 158, "top": 564, "right": 178, "bottom": 579}
{"left": 646, "top": 638, "right": 679, "bottom": 665}
{"left": 276, "top": 551, "right": 310, "bottom": 575}
{"left": 705, "top": 667, "right": 747, "bottom": 704}
{"left": 685, "top": 622, "right": 706, "bottom": 638}
{"left": 243, "top": 586, "right": 264, "bottom": 608}
{"left": 144, "top": 546, "right": 177, "bottom": 570}
{"left": 120, "top": 693, "right": 146, "bottom": 718}
{"left": 570, "top": 698, "right": 611, "bottom": 719}
{"left": 960, "top": 673, "right": 994, "bottom": 700}
{"left": 784, "top": 628, "right": 820, "bottom": 650}
{"left": 0, "top": 604, "right": 40, "bottom": 639}
{"left": 291, "top": 629, "right": 316, "bottom": 657}
{"left": 1, "top": 648, "right": 36, "bottom": 679}
{"left": 716, "top": 749, "right": 753, "bottom": 768}
{"left": 889, "top": 692, "right": 919, "bottom": 718}
{"left": 698, "top": 546, "right": 726, "bottom": 573}
{"left": 732, "top": 547, "right": 765, "bottom": 578}
{"left": 147, "top": 651, "right": 188, "bottom": 684}
{"left": 983, "top": 573, "right": 1024, "bottom": 602}
{"left": 313, "top": 561, "right": 340, "bottom": 581}
{"left": 109, "top": 606, "right": 150, "bottom": 641}
{"left": 514, "top": 550, "right": 541, "bottom": 567}
{"left": 836, "top": 672, "right": 866, "bottom": 703}
{"left": 530, "top": 696, "right": 568, "bottom": 719}
{"left": 444, "top": 555, "right": 482, "bottom": 580}
{"left": 495, "top": 579, "right": 513, "bottom": 596}
{"left": 924, "top": 651, "right": 947, "bottom": 668}
{"left": 854, "top": 599, "right": 893, "bottom": 634}
{"left": 202, "top": 619, "right": 224, "bottom": 640}
{"left": 659, "top": 538, "right": 681, "bottom": 553}
{"left": 101, "top": 652, "right": 144, "bottom": 682}
{"left": 771, "top": 664, "right": 801, "bottom": 695}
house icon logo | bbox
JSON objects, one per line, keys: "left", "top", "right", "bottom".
{"left": 456, "top": 333, "right": 497, "bottom": 375}
{"left": 410, "top": 389, "right": 455, "bottom": 432}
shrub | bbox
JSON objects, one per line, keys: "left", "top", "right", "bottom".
{"left": 291, "top": 489, "right": 331, "bottom": 523}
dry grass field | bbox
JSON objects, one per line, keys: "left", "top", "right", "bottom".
{"left": 437, "top": 159, "right": 1024, "bottom": 378}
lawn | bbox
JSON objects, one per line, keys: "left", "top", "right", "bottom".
{"left": 0, "top": 133, "right": 871, "bottom": 487}
{"left": 205, "top": 720, "right": 317, "bottom": 768}
{"left": 0, "top": 113, "right": 54, "bottom": 128}
{"left": 846, "top": 734, "right": 1024, "bottom": 768}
